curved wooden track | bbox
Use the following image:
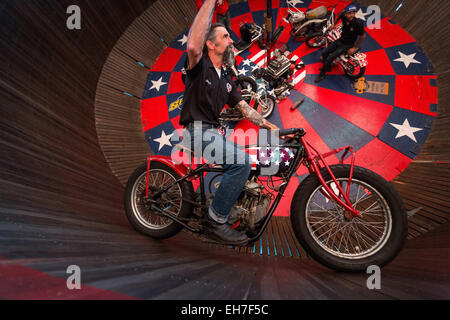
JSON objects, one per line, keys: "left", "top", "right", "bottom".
{"left": 0, "top": 0, "right": 449, "bottom": 299}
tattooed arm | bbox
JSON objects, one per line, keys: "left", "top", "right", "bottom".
{"left": 186, "top": 0, "right": 216, "bottom": 69}
{"left": 236, "top": 100, "right": 279, "bottom": 130}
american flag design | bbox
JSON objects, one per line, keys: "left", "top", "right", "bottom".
{"left": 246, "top": 146, "right": 296, "bottom": 173}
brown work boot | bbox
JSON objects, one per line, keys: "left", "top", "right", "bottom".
{"left": 204, "top": 217, "right": 249, "bottom": 245}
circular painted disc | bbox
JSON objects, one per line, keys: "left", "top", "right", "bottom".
{"left": 140, "top": 0, "right": 437, "bottom": 216}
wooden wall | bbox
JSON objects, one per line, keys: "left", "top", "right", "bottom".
{"left": 0, "top": 0, "right": 157, "bottom": 225}
{"left": 358, "top": 0, "right": 450, "bottom": 238}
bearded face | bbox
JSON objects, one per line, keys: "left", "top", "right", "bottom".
{"left": 223, "top": 44, "right": 236, "bottom": 67}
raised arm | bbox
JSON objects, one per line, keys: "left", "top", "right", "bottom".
{"left": 187, "top": 0, "right": 216, "bottom": 70}
{"left": 236, "top": 100, "right": 279, "bottom": 130}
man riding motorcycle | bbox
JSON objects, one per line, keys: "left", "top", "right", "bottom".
{"left": 315, "top": 5, "right": 366, "bottom": 82}
{"left": 180, "top": 0, "right": 279, "bottom": 244}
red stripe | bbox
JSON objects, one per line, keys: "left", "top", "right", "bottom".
{"left": 298, "top": 82, "right": 393, "bottom": 137}
{"left": 0, "top": 256, "right": 136, "bottom": 300}
{"left": 394, "top": 75, "right": 438, "bottom": 116}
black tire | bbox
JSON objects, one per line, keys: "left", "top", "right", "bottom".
{"left": 345, "top": 65, "right": 366, "bottom": 80}
{"left": 235, "top": 75, "right": 257, "bottom": 93}
{"left": 256, "top": 94, "right": 276, "bottom": 118}
{"left": 306, "top": 32, "right": 327, "bottom": 48}
{"left": 290, "top": 165, "right": 408, "bottom": 272}
{"left": 124, "top": 161, "right": 194, "bottom": 239}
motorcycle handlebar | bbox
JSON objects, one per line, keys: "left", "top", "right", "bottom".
{"left": 278, "top": 128, "right": 306, "bottom": 136}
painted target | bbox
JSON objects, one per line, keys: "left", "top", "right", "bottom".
{"left": 140, "top": 0, "right": 437, "bottom": 217}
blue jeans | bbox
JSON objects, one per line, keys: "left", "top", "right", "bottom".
{"left": 180, "top": 124, "right": 252, "bottom": 223}
{"left": 321, "top": 39, "right": 352, "bottom": 74}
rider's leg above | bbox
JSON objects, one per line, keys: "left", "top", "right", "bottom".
{"left": 320, "top": 40, "right": 341, "bottom": 66}
{"left": 208, "top": 135, "right": 252, "bottom": 222}
{"left": 186, "top": 125, "right": 251, "bottom": 243}
{"left": 322, "top": 42, "right": 351, "bottom": 74}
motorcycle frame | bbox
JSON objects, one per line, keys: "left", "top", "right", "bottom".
{"left": 144, "top": 129, "right": 360, "bottom": 243}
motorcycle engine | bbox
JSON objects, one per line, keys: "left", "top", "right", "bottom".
{"left": 261, "top": 49, "right": 294, "bottom": 98}
{"left": 207, "top": 177, "right": 271, "bottom": 232}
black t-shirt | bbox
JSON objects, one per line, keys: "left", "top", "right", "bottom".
{"left": 179, "top": 55, "right": 243, "bottom": 127}
{"left": 338, "top": 14, "right": 365, "bottom": 46}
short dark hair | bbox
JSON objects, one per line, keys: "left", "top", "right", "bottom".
{"left": 203, "top": 23, "right": 226, "bottom": 54}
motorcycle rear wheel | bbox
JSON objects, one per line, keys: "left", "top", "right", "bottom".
{"left": 345, "top": 64, "right": 366, "bottom": 80}
{"left": 124, "top": 161, "right": 194, "bottom": 239}
{"left": 290, "top": 165, "right": 407, "bottom": 272}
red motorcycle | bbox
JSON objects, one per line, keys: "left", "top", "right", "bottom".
{"left": 124, "top": 123, "right": 407, "bottom": 272}
{"left": 305, "top": 5, "right": 368, "bottom": 79}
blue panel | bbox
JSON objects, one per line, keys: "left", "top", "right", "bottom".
{"left": 172, "top": 52, "right": 187, "bottom": 73}
{"left": 384, "top": 42, "right": 434, "bottom": 75}
{"left": 142, "top": 71, "right": 171, "bottom": 99}
{"left": 303, "top": 74, "right": 397, "bottom": 106}
{"left": 289, "top": 94, "right": 374, "bottom": 152}
{"left": 144, "top": 122, "right": 180, "bottom": 156}
{"left": 377, "top": 107, "right": 435, "bottom": 159}
{"left": 168, "top": 27, "right": 189, "bottom": 51}
{"left": 230, "top": 1, "right": 250, "bottom": 18}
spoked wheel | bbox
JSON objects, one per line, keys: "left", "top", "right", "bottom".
{"left": 235, "top": 76, "right": 257, "bottom": 93}
{"left": 124, "top": 161, "right": 194, "bottom": 239}
{"left": 305, "top": 33, "right": 327, "bottom": 48}
{"left": 256, "top": 95, "right": 276, "bottom": 118}
{"left": 291, "top": 165, "right": 407, "bottom": 272}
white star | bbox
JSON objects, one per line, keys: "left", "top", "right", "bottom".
{"left": 275, "top": 160, "right": 280, "bottom": 165}
{"left": 238, "top": 68, "right": 248, "bottom": 76}
{"left": 150, "top": 77, "right": 168, "bottom": 92}
{"left": 287, "top": 0, "right": 304, "bottom": 6}
{"left": 265, "top": 160, "right": 270, "bottom": 165}
{"left": 255, "top": 159, "right": 260, "bottom": 165}
{"left": 241, "top": 59, "right": 252, "bottom": 67}
{"left": 285, "top": 161, "right": 290, "bottom": 166}
{"left": 390, "top": 118, "right": 423, "bottom": 143}
{"left": 178, "top": 34, "right": 188, "bottom": 46}
{"left": 260, "top": 151, "right": 265, "bottom": 157}
{"left": 154, "top": 130, "right": 174, "bottom": 151}
{"left": 252, "top": 64, "right": 260, "bottom": 72}
{"left": 289, "top": 152, "right": 294, "bottom": 159}
{"left": 355, "top": 8, "right": 370, "bottom": 21}
{"left": 393, "top": 51, "right": 421, "bottom": 69}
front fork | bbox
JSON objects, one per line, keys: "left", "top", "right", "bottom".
{"left": 300, "top": 136, "right": 360, "bottom": 218}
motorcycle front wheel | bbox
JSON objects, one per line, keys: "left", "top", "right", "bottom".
{"left": 235, "top": 76, "right": 257, "bottom": 93}
{"left": 305, "top": 32, "right": 327, "bottom": 48}
{"left": 256, "top": 95, "right": 276, "bottom": 118}
{"left": 290, "top": 165, "right": 408, "bottom": 272}
{"left": 124, "top": 161, "right": 194, "bottom": 239}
